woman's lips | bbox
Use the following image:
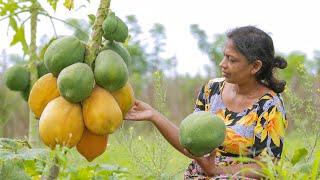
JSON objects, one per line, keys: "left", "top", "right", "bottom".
{"left": 222, "top": 71, "right": 229, "bottom": 77}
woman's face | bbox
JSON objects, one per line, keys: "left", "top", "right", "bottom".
{"left": 219, "top": 39, "right": 257, "bottom": 84}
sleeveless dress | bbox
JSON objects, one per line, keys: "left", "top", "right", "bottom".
{"left": 184, "top": 78, "right": 288, "bottom": 179}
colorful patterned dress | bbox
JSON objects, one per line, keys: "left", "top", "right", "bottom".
{"left": 184, "top": 78, "right": 288, "bottom": 179}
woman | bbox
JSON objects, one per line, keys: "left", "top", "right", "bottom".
{"left": 125, "top": 26, "right": 288, "bottom": 179}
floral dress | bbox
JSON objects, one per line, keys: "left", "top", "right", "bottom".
{"left": 184, "top": 78, "right": 288, "bottom": 179}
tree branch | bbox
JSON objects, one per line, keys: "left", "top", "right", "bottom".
{"left": 0, "top": 10, "right": 29, "bottom": 21}
{"left": 39, "top": 12, "right": 88, "bottom": 37}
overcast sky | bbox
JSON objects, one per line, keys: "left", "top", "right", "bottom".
{"left": 1, "top": 0, "right": 319, "bottom": 75}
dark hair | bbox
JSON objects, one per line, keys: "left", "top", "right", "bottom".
{"left": 227, "top": 26, "right": 287, "bottom": 93}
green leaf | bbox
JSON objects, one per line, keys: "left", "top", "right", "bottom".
{"left": 64, "top": 0, "right": 74, "bottom": 10}
{"left": 47, "top": 0, "right": 59, "bottom": 11}
{"left": 88, "top": 14, "right": 95, "bottom": 26}
{"left": 10, "top": 25, "right": 28, "bottom": 54}
{"left": 9, "top": 16, "right": 18, "bottom": 31}
{"left": 291, "top": 148, "right": 308, "bottom": 165}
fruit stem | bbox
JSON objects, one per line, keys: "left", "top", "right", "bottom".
{"left": 85, "top": 0, "right": 111, "bottom": 67}
{"left": 28, "top": 0, "right": 42, "bottom": 148}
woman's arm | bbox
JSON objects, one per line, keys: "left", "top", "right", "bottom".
{"left": 125, "top": 100, "right": 192, "bottom": 158}
{"left": 126, "top": 100, "right": 264, "bottom": 179}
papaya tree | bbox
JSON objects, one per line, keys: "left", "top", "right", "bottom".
{"left": 0, "top": 0, "right": 91, "bottom": 146}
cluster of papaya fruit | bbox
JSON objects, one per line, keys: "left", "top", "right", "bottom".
{"left": 4, "top": 12, "right": 134, "bottom": 161}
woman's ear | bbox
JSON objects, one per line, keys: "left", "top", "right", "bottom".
{"left": 251, "top": 60, "right": 262, "bottom": 75}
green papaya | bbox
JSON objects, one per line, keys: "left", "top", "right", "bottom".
{"left": 101, "top": 41, "right": 131, "bottom": 66}
{"left": 57, "top": 63, "right": 95, "bottom": 103}
{"left": 20, "top": 84, "right": 31, "bottom": 101}
{"left": 4, "top": 65, "right": 30, "bottom": 91}
{"left": 44, "top": 36, "right": 85, "bottom": 77}
{"left": 179, "top": 111, "right": 226, "bottom": 157}
{"left": 36, "top": 61, "right": 49, "bottom": 77}
{"left": 94, "top": 50, "right": 129, "bottom": 92}
{"left": 102, "top": 12, "right": 128, "bottom": 43}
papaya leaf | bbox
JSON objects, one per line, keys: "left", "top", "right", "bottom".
{"left": 9, "top": 16, "right": 18, "bottom": 31}
{"left": 88, "top": 14, "right": 95, "bottom": 26}
{"left": 0, "top": 1, "right": 19, "bottom": 16}
{"left": 46, "top": 0, "right": 58, "bottom": 11}
{"left": 10, "top": 25, "right": 29, "bottom": 54}
{"left": 291, "top": 148, "right": 308, "bottom": 165}
{"left": 64, "top": 0, "right": 74, "bottom": 10}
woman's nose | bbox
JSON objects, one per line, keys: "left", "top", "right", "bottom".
{"left": 219, "top": 58, "right": 227, "bottom": 68}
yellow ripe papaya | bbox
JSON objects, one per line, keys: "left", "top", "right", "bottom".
{"left": 111, "top": 82, "right": 135, "bottom": 116}
{"left": 76, "top": 128, "right": 108, "bottom": 162}
{"left": 28, "top": 73, "right": 60, "bottom": 119}
{"left": 39, "top": 96, "right": 84, "bottom": 149}
{"left": 82, "top": 86, "right": 123, "bottom": 135}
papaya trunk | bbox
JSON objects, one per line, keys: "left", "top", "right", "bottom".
{"left": 85, "top": 0, "right": 111, "bottom": 67}
{"left": 28, "top": 1, "right": 41, "bottom": 147}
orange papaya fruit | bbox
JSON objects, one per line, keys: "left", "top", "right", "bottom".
{"left": 76, "top": 128, "right": 108, "bottom": 162}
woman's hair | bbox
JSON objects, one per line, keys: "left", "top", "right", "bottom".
{"left": 226, "top": 26, "right": 287, "bottom": 93}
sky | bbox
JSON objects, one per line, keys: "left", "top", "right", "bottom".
{"left": 1, "top": 0, "right": 320, "bottom": 76}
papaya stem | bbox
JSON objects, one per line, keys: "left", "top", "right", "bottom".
{"left": 84, "top": 0, "right": 111, "bottom": 67}
{"left": 28, "top": 1, "right": 41, "bottom": 148}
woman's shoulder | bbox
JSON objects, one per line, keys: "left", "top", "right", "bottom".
{"left": 257, "top": 91, "right": 286, "bottom": 117}
{"left": 204, "top": 77, "right": 225, "bottom": 90}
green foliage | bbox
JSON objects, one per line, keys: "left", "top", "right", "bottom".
{"left": 190, "top": 24, "right": 226, "bottom": 76}
{"left": 0, "top": 0, "right": 31, "bottom": 54}
{"left": 291, "top": 148, "right": 308, "bottom": 165}
{"left": 278, "top": 52, "right": 306, "bottom": 85}
{"left": 148, "top": 23, "right": 177, "bottom": 73}
{"left": 47, "top": 0, "right": 75, "bottom": 11}
{"left": 47, "top": 0, "right": 59, "bottom": 11}
{"left": 0, "top": 160, "right": 31, "bottom": 180}
{"left": 64, "top": 18, "right": 91, "bottom": 42}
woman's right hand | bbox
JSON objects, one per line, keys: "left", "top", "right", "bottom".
{"left": 124, "top": 99, "right": 156, "bottom": 121}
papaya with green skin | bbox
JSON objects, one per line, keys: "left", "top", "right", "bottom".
{"left": 39, "top": 96, "right": 84, "bottom": 149}
{"left": 102, "top": 12, "right": 117, "bottom": 36}
{"left": 179, "top": 111, "right": 226, "bottom": 157}
{"left": 4, "top": 65, "right": 30, "bottom": 91}
{"left": 36, "top": 61, "right": 49, "bottom": 77}
{"left": 102, "top": 41, "right": 131, "bottom": 66}
{"left": 57, "top": 63, "right": 95, "bottom": 103}
{"left": 20, "top": 84, "right": 31, "bottom": 101}
{"left": 102, "top": 12, "right": 128, "bottom": 43}
{"left": 44, "top": 36, "right": 85, "bottom": 77}
{"left": 82, "top": 86, "right": 123, "bottom": 135}
{"left": 94, "top": 50, "right": 129, "bottom": 92}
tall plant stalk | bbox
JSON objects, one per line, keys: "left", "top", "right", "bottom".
{"left": 85, "top": 0, "right": 111, "bottom": 67}
{"left": 28, "top": 0, "right": 41, "bottom": 147}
